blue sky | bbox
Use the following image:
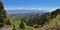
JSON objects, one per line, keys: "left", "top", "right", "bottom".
{"left": 2, "top": 0, "right": 60, "bottom": 11}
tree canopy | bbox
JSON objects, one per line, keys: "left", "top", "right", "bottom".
{"left": 0, "top": 1, "right": 7, "bottom": 27}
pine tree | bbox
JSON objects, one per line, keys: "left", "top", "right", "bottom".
{"left": 20, "top": 22, "right": 25, "bottom": 29}
{"left": 0, "top": 0, "right": 7, "bottom": 27}
{"left": 20, "top": 21, "right": 25, "bottom": 30}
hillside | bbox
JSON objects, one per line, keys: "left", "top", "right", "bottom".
{"left": 38, "top": 14, "right": 60, "bottom": 30}
{"left": 36, "top": 9, "right": 60, "bottom": 30}
{"left": 47, "top": 14, "right": 60, "bottom": 29}
{"left": 1, "top": 13, "right": 60, "bottom": 30}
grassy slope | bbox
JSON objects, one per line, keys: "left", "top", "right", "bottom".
{"left": 46, "top": 14, "right": 60, "bottom": 28}
{"left": 37, "top": 14, "right": 60, "bottom": 30}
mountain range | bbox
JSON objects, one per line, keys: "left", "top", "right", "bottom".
{"left": 6, "top": 9, "right": 49, "bottom": 14}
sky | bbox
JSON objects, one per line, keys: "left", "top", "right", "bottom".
{"left": 2, "top": 0, "right": 60, "bottom": 11}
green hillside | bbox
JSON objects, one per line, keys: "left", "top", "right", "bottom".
{"left": 46, "top": 14, "right": 60, "bottom": 30}
{"left": 37, "top": 14, "right": 60, "bottom": 30}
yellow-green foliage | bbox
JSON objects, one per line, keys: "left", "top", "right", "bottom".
{"left": 23, "top": 23, "right": 35, "bottom": 30}
{"left": 46, "top": 14, "right": 60, "bottom": 28}
{"left": 9, "top": 19, "right": 14, "bottom": 25}
{"left": 19, "top": 21, "right": 35, "bottom": 30}
{"left": 13, "top": 20, "right": 21, "bottom": 30}
{"left": 9, "top": 19, "right": 21, "bottom": 30}
{"left": 11, "top": 19, "right": 35, "bottom": 30}
{"left": 25, "top": 26, "right": 35, "bottom": 30}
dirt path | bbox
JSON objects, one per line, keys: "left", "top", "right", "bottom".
{"left": 0, "top": 25, "right": 13, "bottom": 30}
{"left": 35, "top": 25, "right": 48, "bottom": 30}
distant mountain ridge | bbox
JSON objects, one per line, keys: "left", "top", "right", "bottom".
{"left": 6, "top": 9, "right": 49, "bottom": 14}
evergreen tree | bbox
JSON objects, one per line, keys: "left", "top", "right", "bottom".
{"left": 20, "top": 22, "right": 24, "bottom": 29}
{"left": 20, "top": 21, "right": 25, "bottom": 30}
{"left": 0, "top": 0, "right": 7, "bottom": 27}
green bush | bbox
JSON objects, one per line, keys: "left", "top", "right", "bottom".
{"left": 19, "top": 21, "right": 25, "bottom": 29}
{"left": 6, "top": 19, "right": 11, "bottom": 25}
{"left": 0, "top": 22, "right": 4, "bottom": 27}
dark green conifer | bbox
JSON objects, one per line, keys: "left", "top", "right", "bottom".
{"left": 0, "top": 0, "right": 7, "bottom": 27}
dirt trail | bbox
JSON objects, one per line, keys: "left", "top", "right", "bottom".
{"left": 35, "top": 25, "right": 48, "bottom": 30}
{"left": 0, "top": 25, "right": 13, "bottom": 30}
